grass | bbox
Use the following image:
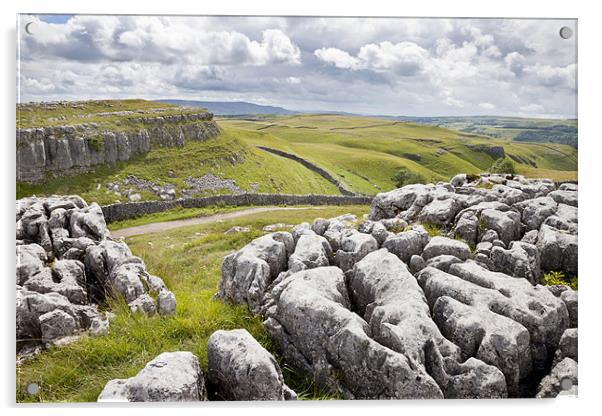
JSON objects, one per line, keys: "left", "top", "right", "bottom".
{"left": 541, "top": 270, "right": 578, "bottom": 290}
{"left": 17, "top": 99, "right": 208, "bottom": 130}
{"left": 16, "top": 205, "right": 369, "bottom": 403}
{"left": 18, "top": 128, "right": 340, "bottom": 205}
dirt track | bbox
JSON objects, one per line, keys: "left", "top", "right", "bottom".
{"left": 111, "top": 206, "right": 322, "bottom": 239}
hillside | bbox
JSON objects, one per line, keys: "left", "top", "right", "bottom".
{"left": 391, "top": 115, "right": 578, "bottom": 148}
{"left": 16, "top": 101, "right": 577, "bottom": 205}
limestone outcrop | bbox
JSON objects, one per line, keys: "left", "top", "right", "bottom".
{"left": 16, "top": 195, "right": 175, "bottom": 349}
{"left": 216, "top": 173, "right": 578, "bottom": 399}
{"left": 17, "top": 111, "right": 220, "bottom": 183}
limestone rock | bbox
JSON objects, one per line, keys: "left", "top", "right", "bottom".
{"left": 422, "top": 236, "right": 471, "bottom": 261}
{"left": 536, "top": 358, "right": 578, "bottom": 398}
{"left": 207, "top": 329, "right": 296, "bottom": 400}
{"left": 98, "top": 352, "right": 207, "bottom": 402}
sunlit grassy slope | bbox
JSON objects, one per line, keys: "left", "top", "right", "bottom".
{"left": 16, "top": 205, "right": 369, "bottom": 402}
{"left": 17, "top": 110, "right": 577, "bottom": 203}
{"left": 221, "top": 114, "right": 577, "bottom": 194}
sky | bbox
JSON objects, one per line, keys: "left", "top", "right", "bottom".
{"left": 18, "top": 15, "right": 577, "bottom": 118}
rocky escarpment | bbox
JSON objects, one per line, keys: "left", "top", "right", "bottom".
{"left": 16, "top": 195, "right": 175, "bottom": 352}
{"left": 17, "top": 112, "right": 220, "bottom": 183}
{"left": 216, "top": 173, "right": 578, "bottom": 399}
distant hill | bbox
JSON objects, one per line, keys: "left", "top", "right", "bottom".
{"left": 156, "top": 99, "right": 299, "bottom": 116}
{"left": 386, "top": 115, "right": 578, "bottom": 149}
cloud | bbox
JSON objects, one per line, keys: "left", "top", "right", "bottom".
{"left": 18, "top": 15, "right": 577, "bottom": 118}
{"left": 20, "top": 16, "right": 301, "bottom": 66}
{"left": 315, "top": 41, "right": 429, "bottom": 75}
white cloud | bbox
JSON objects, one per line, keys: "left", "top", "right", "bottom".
{"left": 314, "top": 47, "right": 361, "bottom": 70}
{"left": 17, "top": 15, "right": 577, "bottom": 118}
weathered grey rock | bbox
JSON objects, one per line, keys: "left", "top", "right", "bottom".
{"left": 311, "top": 218, "right": 330, "bottom": 235}
{"left": 560, "top": 289, "right": 578, "bottom": 328}
{"left": 490, "top": 241, "right": 541, "bottom": 284}
{"left": 536, "top": 224, "right": 578, "bottom": 275}
{"left": 450, "top": 173, "right": 467, "bottom": 187}
{"left": 548, "top": 190, "right": 578, "bottom": 207}
{"left": 409, "top": 254, "right": 426, "bottom": 273}
{"left": 489, "top": 184, "right": 527, "bottom": 205}
{"left": 16, "top": 288, "right": 78, "bottom": 340}
{"left": 157, "top": 290, "right": 176, "bottom": 316}
{"left": 380, "top": 217, "right": 408, "bottom": 232}
{"left": 39, "top": 309, "right": 77, "bottom": 342}
{"left": 422, "top": 236, "right": 471, "bottom": 261}
{"left": 453, "top": 211, "right": 479, "bottom": 245}
{"left": 224, "top": 226, "right": 250, "bottom": 234}
{"left": 69, "top": 203, "right": 107, "bottom": 240}
{"left": 382, "top": 225, "right": 429, "bottom": 263}
{"left": 129, "top": 294, "right": 157, "bottom": 316}
{"left": 553, "top": 328, "right": 577, "bottom": 366}
{"left": 418, "top": 197, "right": 462, "bottom": 227}
{"left": 370, "top": 221, "right": 391, "bottom": 245}
{"left": 514, "top": 196, "right": 558, "bottom": 231}
{"left": 349, "top": 249, "right": 507, "bottom": 398}
{"left": 334, "top": 231, "right": 378, "bottom": 272}
{"left": 18, "top": 115, "right": 219, "bottom": 184}
{"left": 522, "top": 230, "right": 539, "bottom": 245}
{"left": 480, "top": 229, "right": 499, "bottom": 243}
{"left": 16, "top": 244, "right": 46, "bottom": 285}
{"left": 536, "top": 358, "right": 578, "bottom": 398}
{"left": 426, "top": 254, "right": 464, "bottom": 272}
{"left": 288, "top": 234, "right": 332, "bottom": 273}
{"left": 559, "top": 183, "right": 577, "bottom": 192}
{"left": 475, "top": 241, "right": 493, "bottom": 256}
{"left": 98, "top": 352, "right": 207, "bottom": 402}
{"left": 480, "top": 209, "right": 522, "bottom": 245}
{"left": 417, "top": 262, "right": 569, "bottom": 394}
{"left": 218, "top": 232, "right": 294, "bottom": 313}
{"left": 208, "top": 329, "right": 296, "bottom": 401}
{"left": 264, "top": 266, "right": 443, "bottom": 399}
{"left": 291, "top": 222, "right": 313, "bottom": 243}
{"left": 492, "top": 239, "right": 505, "bottom": 248}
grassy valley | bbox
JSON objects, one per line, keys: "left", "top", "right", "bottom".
{"left": 17, "top": 100, "right": 578, "bottom": 204}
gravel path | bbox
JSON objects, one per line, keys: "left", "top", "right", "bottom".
{"left": 111, "top": 206, "right": 322, "bottom": 238}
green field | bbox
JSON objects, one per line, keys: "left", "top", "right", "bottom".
{"left": 17, "top": 101, "right": 578, "bottom": 204}
{"left": 17, "top": 205, "right": 369, "bottom": 402}
{"left": 393, "top": 115, "right": 578, "bottom": 149}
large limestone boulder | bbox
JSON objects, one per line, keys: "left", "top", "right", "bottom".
{"left": 417, "top": 262, "right": 569, "bottom": 394}
{"left": 349, "top": 249, "right": 506, "bottom": 398}
{"left": 98, "top": 352, "right": 207, "bottom": 402}
{"left": 264, "top": 266, "right": 444, "bottom": 399}
{"left": 536, "top": 224, "right": 578, "bottom": 276}
{"left": 490, "top": 241, "right": 541, "bottom": 284}
{"left": 288, "top": 234, "right": 332, "bottom": 273}
{"left": 422, "top": 236, "right": 471, "bottom": 261}
{"left": 382, "top": 225, "right": 429, "bottom": 263}
{"left": 334, "top": 230, "right": 378, "bottom": 272}
{"left": 218, "top": 232, "right": 294, "bottom": 313}
{"left": 207, "top": 329, "right": 296, "bottom": 401}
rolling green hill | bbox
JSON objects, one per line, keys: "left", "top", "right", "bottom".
{"left": 392, "top": 115, "right": 578, "bottom": 149}
{"left": 16, "top": 102, "right": 578, "bottom": 204}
